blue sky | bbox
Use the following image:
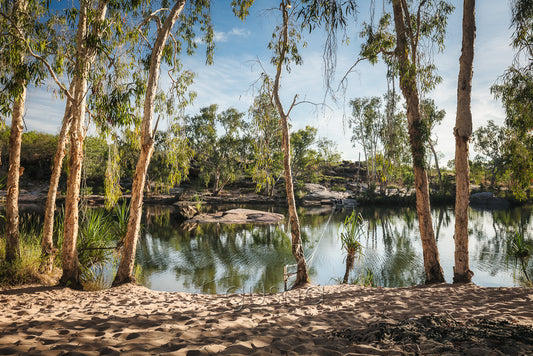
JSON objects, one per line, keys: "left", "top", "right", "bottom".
{"left": 24, "top": 0, "right": 515, "bottom": 164}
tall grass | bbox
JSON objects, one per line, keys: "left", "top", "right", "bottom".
{"left": 0, "top": 204, "right": 136, "bottom": 289}
{"left": 0, "top": 214, "right": 45, "bottom": 285}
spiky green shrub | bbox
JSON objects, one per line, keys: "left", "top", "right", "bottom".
{"left": 339, "top": 211, "right": 365, "bottom": 284}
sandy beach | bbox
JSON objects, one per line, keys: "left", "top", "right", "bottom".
{"left": 1, "top": 283, "right": 533, "bottom": 355}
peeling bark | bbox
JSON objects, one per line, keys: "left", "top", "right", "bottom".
{"left": 454, "top": 0, "right": 475, "bottom": 284}
{"left": 392, "top": 0, "right": 444, "bottom": 284}
{"left": 272, "top": 0, "right": 309, "bottom": 288}
{"left": 40, "top": 89, "right": 73, "bottom": 273}
{"left": 113, "top": 0, "right": 187, "bottom": 286}
{"left": 60, "top": 1, "right": 108, "bottom": 288}
{"left": 5, "top": 81, "right": 26, "bottom": 264}
{"left": 4, "top": 0, "right": 28, "bottom": 265}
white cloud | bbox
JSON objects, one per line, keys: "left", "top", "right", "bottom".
{"left": 24, "top": 84, "right": 66, "bottom": 134}
{"left": 199, "top": 27, "right": 251, "bottom": 44}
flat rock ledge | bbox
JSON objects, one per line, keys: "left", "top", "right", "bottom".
{"left": 185, "top": 208, "right": 284, "bottom": 224}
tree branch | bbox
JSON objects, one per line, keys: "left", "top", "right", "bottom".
{"left": 414, "top": 0, "right": 428, "bottom": 57}
{"left": 286, "top": 94, "right": 299, "bottom": 117}
{"left": 400, "top": 0, "right": 416, "bottom": 62}
{"left": 0, "top": 11, "right": 74, "bottom": 101}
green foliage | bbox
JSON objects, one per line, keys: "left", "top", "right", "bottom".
{"left": 472, "top": 120, "right": 507, "bottom": 188}
{"left": 490, "top": 0, "right": 533, "bottom": 200}
{"left": 55, "top": 208, "right": 115, "bottom": 273}
{"left": 339, "top": 211, "right": 365, "bottom": 259}
{"left": 420, "top": 99, "right": 445, "bottom": 146}
{"left": 83, "top": 136, "right": 108, "bottom": 194}
{"left": 509, "top": 0, "right": 533, "bottom": 56}
{"left": 506, "top": 232, "right": 532, "bottom": 261}
{"left": 0, "top": 0, "right": 62, "bottom": 119}
{"left": 349, "top": 267, "right": 374, "bottom": 287}
{"left": 268, "top": 0, "right": 306, "bottom": 72}
{"left": 248, "top": 74, "right": 284, "bottom": 196}
{"left": 231, "top": 0, "right": 255, "bottom": 20}
{"left": 492, "top": 67, "right": 533, "bottom": 200}
{"left": 358, "top": 1, "right": 454, "bottom": 93}
{"left": 112, "top": 200, "right": 130, "bottom": 245}
{"left": 0, "top": 129, "right": 58, "bottom": 180}
{"left": 0, "top": 214, "right": 45, "bottom": 285}
{"left": 506, "top": 231, "right": 532, "bottom": 284}
{"left": 349, "top": 94, "right": 410, "bottom": 186}
{"left": 349, "top": 97, "right": 382, "bottom": 179}
{"left": 105, "top": 143, "right": 122, "bottom": 209}
{"left": 77, "top": 209, "right": 115, "bottom": 269}
{"left": 316, "top": 137, "right": 341, "bottom": 166}
{"left": 185, "top": 105, "right": 247, "bottom": 194}
{"left": 149, "top": 123, "right": 194, "bottom": 193}
{"left": 291, "top": 125, "right": 321, "bottom": 182}
{"left": 192, "top": 193, "right": 203, "bottom": 212}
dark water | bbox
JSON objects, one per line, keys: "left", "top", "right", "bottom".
{"left": 135, "top": 204, "right": 533, "bottom": 293}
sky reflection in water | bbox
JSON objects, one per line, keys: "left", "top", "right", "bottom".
{"left": 136, "top": 205, "right": 533, "bottom": 294}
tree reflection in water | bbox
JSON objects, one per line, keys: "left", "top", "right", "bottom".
{"left": 132, "top": 204, "right": 532, "bottom": 293}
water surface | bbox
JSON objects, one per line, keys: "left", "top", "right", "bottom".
{"left": 136, "top": 204, "right": 533, "bottom": 293}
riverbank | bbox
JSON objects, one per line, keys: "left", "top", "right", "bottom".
{"left": 1, "top": 283, "right": 532, "bottom": 355}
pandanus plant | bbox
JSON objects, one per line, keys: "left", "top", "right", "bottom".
{"left": 340, "top": 211, "right": 365, "bottom": 284}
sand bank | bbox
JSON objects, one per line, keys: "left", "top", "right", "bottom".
{"left": 1, "top": 283, "right": 532, "bottom": 355}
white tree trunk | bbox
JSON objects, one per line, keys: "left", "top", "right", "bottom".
{"left": 60, "top": 0, "right": 108, "bottom": 287}
{"left": 271, "top": 0, "right": 309, "bottom": 288}
{"left": 41, "top": 90, "right": 73, "bottom": 273}
{"left": 113, "top": 0, "right": 187, "bottom": 286}
{"left": 4, "top": 0, "right": 28, "bottom": 264}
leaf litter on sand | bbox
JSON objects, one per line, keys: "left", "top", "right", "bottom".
{"left": 331, "top": 314, "right": 533, "bottom": 355}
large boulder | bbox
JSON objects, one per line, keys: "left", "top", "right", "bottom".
{"left": 301, "top": 183, "right": 353, "bottom": 206}
{"left": 185, "top": 208, "right": 284, "bottom": 225}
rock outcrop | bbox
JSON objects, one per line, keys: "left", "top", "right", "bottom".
{"left": 185, "top": 208, "right": 284, "bottom": 225}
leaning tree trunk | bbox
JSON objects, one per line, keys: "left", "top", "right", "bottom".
{"left": 428, "top": 139, "right": 443, "bottom": 191}
{"left": 4, "top": 0, "right": 28, "bottom": 264}
{"left": 392, "top": 0, "right": 444, "bottom": 284}
{"left": 113, "top": 0, "right": 187, "bottom": 286}
{"left": 60, "top": 1, "right": 107, "bottom": 288}
{"left": 453, "top": 0, "right": 475, "bottom": 284}
{"left": 271, "top": 0, "right": 309, "bottom": 288}
{"left": 342, "top": 253, "right": 355, "bottom": 284}
{"left": 40, "top": 94, "right": 73, "bottom": 273}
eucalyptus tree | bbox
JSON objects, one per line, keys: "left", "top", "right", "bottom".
{"left": 185, "top": 105, "right": 246, "bottom": 195}
{"left": 348, "top": 97, "right": 382, "bottom": 184}
{"left": 37, "top": 0, "right": 142, "bottom": 274}
{"left": 113, "top": 0, "right": 214, "bottom": 286}
{"left": 420, "top": 99, "right": 445, "bottom": 190}
{"left": 0, "top": 0, "right": 59, "bottom": 264}
{"left": 249, "top": 75, "right": 284, "bottom": 197}
{"left": 354, "top": 0, "right": 453, "bottom": 283}
{"left": 58, "top": 0, "right": 113, "bottom": 288}
{"left": 291, "top": 126, "right": 327, "bottom": 184}
{"left": 381, "top": 91, "right": 409, "bottom": 184}
{"left": 231, "top": 0, "right": 357, "bottom": 287}
{"left": 472, "top": 120, "right": 506, "bottom": 188}
{"left": 0, "top": 0, "right": 29, "bottom": 264}
{"left": 492, "top": 0, "right": 533, "bottom": 200}
{"left": 265, "top": 0, "right": 311, "bottom": 287}
{"left": 453, "top": 0, "right": 475, "bottom": 284}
